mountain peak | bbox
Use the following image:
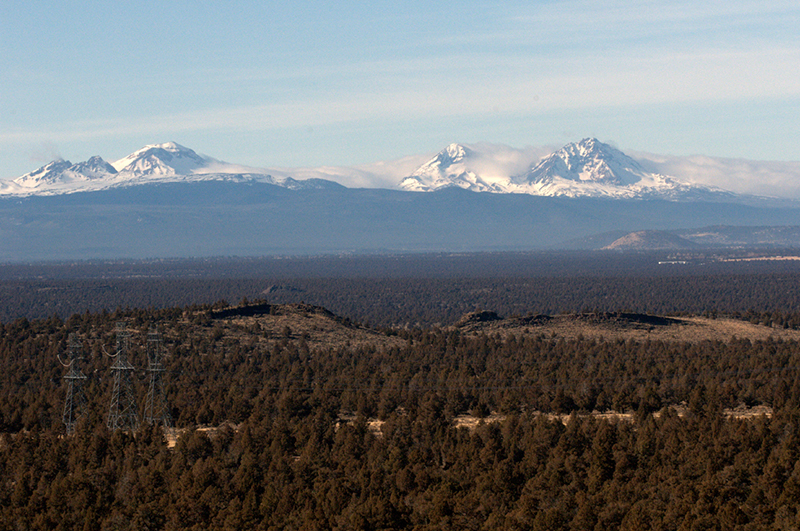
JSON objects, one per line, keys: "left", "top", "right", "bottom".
{"left": 413, "top": 144, "right": 471, "bottom": 174}
{"left": 399, "top": 143, "right": 512, "bottom": 192}
{"left": 396, "top": 138, "right": 729, "bottom": 200}
{"left": 111, "top": 142, "right": 209, "bottom": 176}
{"left": 12, "top": 156, "right": 117, "bottom": 190}
{"left": 3, "top": 142, "right": 345, "bottom": 196}
{"left": 574, "top": 137, "right": 603, "bottom": 152}
{"left": 13, "top": 160, "right": 74, "bottom": 187}
{"left": 569, "top": 138, "right": 636, "bottom": 166}
{"left": 155, "top": 141, "right": 185, "bottom": 151}
{"left": 3, "top": 139, "right": 744, "bottom": 201}
{"left": 523, "top": 138, "right": 644, "bottom": 188}
{"left": 442, "top": 143, "right": 469, "bottom": 163}
{"left": 70, "top": 156, "right": 117, "bottom": 177}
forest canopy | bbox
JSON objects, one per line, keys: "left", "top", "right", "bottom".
{"left": 2, "top": 297, "right": 800, "bottom": 529}
{"left": 4, "top": 252, "right": 800, "bottom": 529}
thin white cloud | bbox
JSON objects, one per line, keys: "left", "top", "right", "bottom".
{"left": 3, "top": 41, "right": 798, "bottom": 151}
{"left": 513, "top": 0, "right": 800, "bottom": 36}
{"left": 634, "top": 151, "right": 800, "bottom": 199}
{"left": 461, "top": 143, "right": 553, "bottom": 179}
{"left": 2, "top": 0, "right": 798, "bottom": 182}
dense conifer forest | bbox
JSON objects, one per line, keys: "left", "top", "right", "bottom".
{"left": 2, "top": 298, "right": 800, "bottom": 529}
{"left": 4, "top": 252, "right": 800, "bottom": 529}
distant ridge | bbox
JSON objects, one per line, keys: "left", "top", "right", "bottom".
{"left": 3, "top": 180, "right": 800, "bottom": 261}
{"left": 603, "top": 231, "right": 699, "bottom": 250}
{"left": 585, "top": 226, "right": 800, "bottom": 251}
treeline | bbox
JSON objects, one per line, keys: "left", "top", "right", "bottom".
{"left": 5, "top": 272, "right": 800, "bottom": 328}
{"left": 5, "top": 251, "right": 800, "bottom": 326}
{"left": 0, "top": 250, "right": 773, "bottom": 281}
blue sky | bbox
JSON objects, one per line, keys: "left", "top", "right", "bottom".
{"left": 1, "top": 0, "right": 799, "bottom": 179}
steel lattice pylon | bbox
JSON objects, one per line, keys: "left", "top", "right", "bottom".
{"left": 61, "top": 333, "right": 87, "bottom": 435}
{"left": 107, "top": 322, "right": 139, "bottom": 431}
{"left": 143, "top": 327, "right": 172, "bottom": 427}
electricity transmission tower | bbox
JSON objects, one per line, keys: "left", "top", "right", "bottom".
{"left": 143, "top": 327, "right": 172, "bottom": 427}
{"left": 60, "top": 333, "right": 87, "bottom": 435}
{"left": 106, "top": 322, "right": 139, "bottom": 431}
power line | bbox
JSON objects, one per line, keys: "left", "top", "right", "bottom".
{"left": 60, "top": 333, "right": 87, "bottom": 435}
{"left": 106, "top": 322, "right": 139, "bottom": 431}
{"left": 144, "top": 327, "right": 172, "bottom": 428}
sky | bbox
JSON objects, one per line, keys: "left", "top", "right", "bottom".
{"left": 1, "top": 0, "right": 799, "bottom": 182}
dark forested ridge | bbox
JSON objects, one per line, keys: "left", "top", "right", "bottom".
{"left": 4, "top": 182, "right": 800, "bottom": 260}
{"left": 3, "top": 299, "right": 800, "bottom": 529}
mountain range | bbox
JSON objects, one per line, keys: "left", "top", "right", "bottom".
{"left": 2, "top": 139, "right": 800, "bottom": 261}
{"left": 2, "top": 142, "right": 343, "bottom": 197}
{"left": 400, "top": 138, "right": 736, "bottom": 201}
{"left": 0, "top": 138, "right": 779, "bottom": 202}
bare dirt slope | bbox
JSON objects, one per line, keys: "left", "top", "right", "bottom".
{"left": 454, "top": 310, "right": 800, "bottom": 343}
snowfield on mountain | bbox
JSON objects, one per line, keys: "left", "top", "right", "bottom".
{"left": 400, "top": 138, "right": 737, "bottom": 201}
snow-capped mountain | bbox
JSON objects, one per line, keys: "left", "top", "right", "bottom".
{"left": 2, "top": 142, "right": 341, "bottom": 196}
{"left": 112, "top": 142, "right": 211, "bottom": 177}
{"left": 4, "top": 139, "right": 800, "bottom": 261}
{"left": 400, "top": 143, "right": 514, "bottom": 193}
{"left": 12, "top": 156, "right": 118, "bottom": 192}
{"left": 519, "top": 138, "right": 734, "bottom": 200}
{"left": 399, "top": 138, "right": 735, "bottom": 201}
{"left": 71, "top": 156, "right": 118, "bottom": 178}
{"left": 14, "top": 160, "right": 79, "bottom": 188}
{"left": 1, "top": 138, "right": 786, "bottom": 201}
{"left": 524, "top": 138, "right": 642, "bottom": 187}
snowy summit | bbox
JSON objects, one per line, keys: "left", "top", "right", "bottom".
{"left": 1, "top": 142, "right": 340, "bottom": 196}
{"left": 400, "top": 143, "right": 516, "bottom": 193}
{"left": 111, "top": 142, "right": 212, "bottom": 177}
{"left": 399, "top": 138, "right": 733, "bottom": 201}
